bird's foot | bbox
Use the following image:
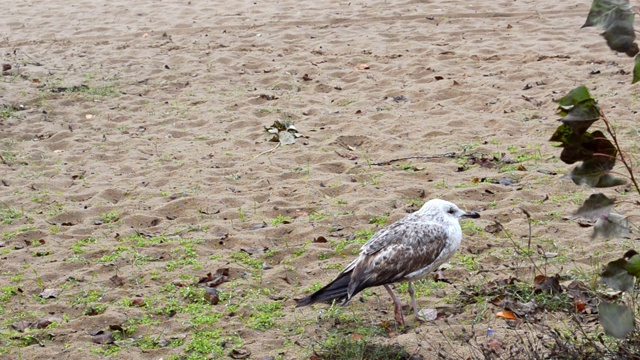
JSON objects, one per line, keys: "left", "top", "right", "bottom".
{"left": 394, "top": 306, "right": 405, "bottom": 326}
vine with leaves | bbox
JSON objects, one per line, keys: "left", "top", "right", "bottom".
{"left": 550, "top": 0, "right": 640, "bottom": 340}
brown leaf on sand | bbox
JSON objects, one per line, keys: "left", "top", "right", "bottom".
{"left": 335, "top": 150, "right": 358, "bottom": 160}
{"left": 240, "top": 247, "right": 268, "bottom": 255}
{"left": 495, "top": 310, "right": 517, "bottom": 320}
{"left": 313, "top": 236, "right": 327, "bottom": 243}
{"left": 417, "top": 308, "right": 438, "bottom": 321}
{"left": 574, "top": 298, "right": 586, "bottom": 313}
{"left": 250, "top": 222, "right": 267, "bottom": 230}
{"left": 35, "top": 317, "right": 61, "bottom": 329}
{"left": 258, "top": 94, "right": 278, "bottom": 101}
{"left": 110, "top": 274, "right": 124, "bottom": 287}
{"left": 204, "top": 286, "right": 220, "bottom": 305}
{"left": 566, "top": 280, "right": 594, "bottom": 314}
{"left": 197, "top": 268, "right": 230, "bottom": 287}
{"left": 92, "top": 330, "right": 115, "bottom": 344}
{"left": 483, "top": 337, "right": 503, "bottom": 354}
{"left": 131, "top": 297, "right": 146, "bottom": 307}
{"left": 533, "top": 274, "right": 562, "bottom": 294}
{"left": 11, "top": 320, "right": 31, "bottom": 332}
{"left": 39, "top": 288, "right": 60, "bottom": 299}
{"left": 230, "top": 349, "right": 251, "bottom": 359}
{"left": 484, "top": 221, "right": 502, "bottom": 234}
{"left": 354, "top": 63, "right": 370, "bottom": 70}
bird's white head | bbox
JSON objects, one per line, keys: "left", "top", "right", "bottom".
{"left": 419, "top": 199, "right": 480, "bottom": 221}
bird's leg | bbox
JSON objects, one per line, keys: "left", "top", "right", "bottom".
{"left": 383, "top": 284, "right": 405, "bottom": 325}
{"left": 407, "top": 281, "right": 421, "bottom": 320}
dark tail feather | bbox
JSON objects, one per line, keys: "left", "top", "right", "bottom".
{"left": 296, "top": 270, "right": 352, "bottom": 307}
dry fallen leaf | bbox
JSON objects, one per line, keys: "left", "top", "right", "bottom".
{"left": 229, "top": 348, "right": 251, "bottom": 359}
{"left": 203, "top": 286, "right": 219, "bottom": 305}
{"left": 35, "top": 317, "right": 61, "bottom": 329}
{"left": 313, "top": 236, "right": 327, "bottom": 243}
{"left": 533, "top": 274, "right": 562, "bottom": 294}
{"left": 495, "top": 310, "right": 517, "bottom": 320}
{"left": 11, "top": 320, "right": 31, "bottom": 332}
{"left": 110, "top": 274, "right": 124, "bottom": 287}
{"left": 39, "top": 288, "right": 60, "bottom": 299}
{"left": 131, "top": 297, "right": 146, "bottom": 307}
{"left": 92, "top": 330, "right": 115, "bottom": 344}
{"left": 95, "top": 333, "right": 116, "bottom": 344}
{"left": 417, "top": 308, "right": 438, "bottom": 321}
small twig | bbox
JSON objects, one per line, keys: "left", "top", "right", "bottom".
{"left": 601, "top": 112, "right": 640, "bottom": 195}
{"left": 521, "top": 208, "right": 533, "bottom": 250}
{"left": 371, "top": 151, "right": 477, "bottom": 166}
{"left": 252, "top": 143, "right": 281, "bottom": 159}
{"left": 570, "top": 314, "right": 609, "bottom": 356}
{"left": 495, "top": 220, "right": 543, "bottom": 275}
{"left": 13, "top": 48, "right": 43, "bottom": 66}
{"left": 0, "top": 154, "right": 8, "bottom": 166}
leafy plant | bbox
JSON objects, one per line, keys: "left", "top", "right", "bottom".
{"left": 549, "top": 86, "right": 634, "bottom": 238}
{"left": 582, "top": 0, "right": 640, "bottom": 82}
{"left": 548, "top": 2, "right": 640, "bottom": 339}
{"left": 598, "top": 250, "right": 639, "bottom": 338}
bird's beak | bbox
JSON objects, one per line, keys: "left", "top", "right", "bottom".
{"left": 462, "top": 211, "right": 480, "bottom": 219}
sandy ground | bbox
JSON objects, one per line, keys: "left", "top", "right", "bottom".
{"left": 1, "top": 0, "right": 639, "bottom": 359}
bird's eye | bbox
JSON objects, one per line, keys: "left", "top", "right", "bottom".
{"left": 448, "top": 208, "right": 455, "bottom": 214}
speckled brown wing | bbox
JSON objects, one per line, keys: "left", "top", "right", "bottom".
{"left": 347, "top": 221, "right": 449, "bottom": 297}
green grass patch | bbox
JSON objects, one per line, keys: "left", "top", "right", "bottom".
{"left": 248, "top": 301, "right": 283, "bottom": 330}
{"left": 318, "top": 333, "right": 412, "bottom": 360}
{"left": 271, "top": 214, "right": 292, "bottom": 226}
{"left": 72, "top": 237, "right": 98, "bottom": 254}
{"left": 0, "top": 207, "right": 22, "bottom": 225}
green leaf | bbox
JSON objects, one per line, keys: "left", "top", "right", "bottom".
{"left": 559, "top": 145, "right": 594, "bottom": 164}
{"left": 584, "top": 130, "right": 616, "bottom": 156}
{"left": 556, "top": 86, "right": 592, "bottom": 109}
{"left": 633, "top": 55, "right": 640, "bottom": 84}
{"left": 601, "top": 258, "right": 635, "bottom": 291}
{"left": 574, "top": 193, "right": 614, "bottom": 219}
{"left": 595, "top": 173, "right": 627, "bottom": 187}
{"left": 593, "top": 213, "right": 630, "bottom": 239}
{"left": 560, "top": 99, "right": 600, "bottom": 135}
{"left": 563, "top": 156, "right": 618, "bottom": 187}
{"left": 550, "top": 126, "right": 618, "bottom": 166}
{"left": 598, "top": 301, "right": 635, "bottom": 339}
{"left": 603, "top": 23, "right": 638, "bottom": 56}
{"left": 583, "top": 0, "right": 632, "bottom": 29}
{"left": 623, "top": 250, "right": 640, "bottom": 277}
{"left": 582, "top": 0, "right": 638, "bottom": 56}
{"left": 549, "top": 123, "right": 579, "bottom": 144}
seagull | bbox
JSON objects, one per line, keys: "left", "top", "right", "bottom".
{"left": 296, "top": 199, "right": 480, "bottom": 325}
